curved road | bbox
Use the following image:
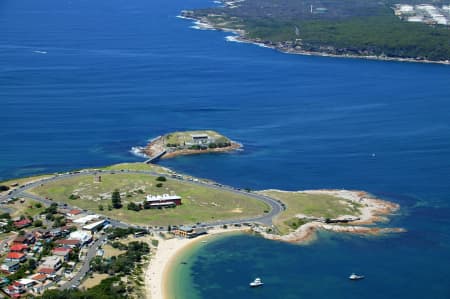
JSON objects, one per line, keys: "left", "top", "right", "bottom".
{"left": 0, "top": 168, "right": 285, "bottom": 290}
{"left": 0, "top": 168, "right": 284, "bottom": 228}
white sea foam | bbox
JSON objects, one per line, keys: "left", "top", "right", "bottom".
{"left": 190, "top": 20, "right": 216, "bottom": 30}
{"left": 130, "top": 146, "right": 149, "bottom": 158}
{"left": 33, "top": 50, "right": 47, "bottom": 54}
{"left": 176, "top": 15, "right": 191, "bottom": 20}
{"left": 225, "top": 35, "right": 244, "bottom": 43}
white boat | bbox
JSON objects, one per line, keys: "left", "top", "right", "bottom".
{"left": 349, "top": 273, "right": 365, "bottom": 280}
{"left": 249, "top": 277, "right": 264, "bottom": 287}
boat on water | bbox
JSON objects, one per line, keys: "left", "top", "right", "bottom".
{"left": 349, "top": 273, "right": 365, "bottom": 280}
{"left": 249, "top": 278, "right": 264, "bottom": 287}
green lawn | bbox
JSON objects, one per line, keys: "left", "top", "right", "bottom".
{"left": 101, "top": 162, "right": 170, "bottom": 173}
{"left": 9, "top": 199, "right": 46, "bottom": 219}
{"left": 29, "top": 173, "right": 269, "bottom": 226}
{"left": 260, "top": 190, "right": 362, "bottom": 235}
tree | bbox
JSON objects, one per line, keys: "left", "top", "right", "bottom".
{"left": 98, "top": 204, "right": 104, "bottom": 211}
{"left": 156, "top": 183, "right": 163, "bottom": 188}
{"left": 111, "top": 189, "right": 122, "bottom": 209}
{"left": 34, "top": 220, "right": 43, "bottom": 227}
{"left": 127, "top": 202, "right": 140, "bottom": 212}
{"left": 156, "top": 176, "right": 166, "bottom": 182}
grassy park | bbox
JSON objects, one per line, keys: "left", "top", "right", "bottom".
{"left": 260, "top": 190, "right": 362, "bottom": 235}
{"left": 29, "top": 171, "right": 269, "bottom": 226}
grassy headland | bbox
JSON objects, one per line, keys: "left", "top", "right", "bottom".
{"left": 260, "top": 190, "right": 362, "bottom": 235}
{"left": 29, "top": 171, "right": 269, "bottom": 226}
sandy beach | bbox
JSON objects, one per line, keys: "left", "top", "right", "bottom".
{"left": 145, "top": 227, "right": 249, "bottom": 299}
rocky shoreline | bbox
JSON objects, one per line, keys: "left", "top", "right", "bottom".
{"left": 180, "top": 12, "right": 450, "bottom": 66}
{"left": 141, "top": 132, "right": 242, "bottom": 160}
{"left": 257, "top": 189, "right": 404, "bottom": 243}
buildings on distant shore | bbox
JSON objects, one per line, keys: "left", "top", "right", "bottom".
{"left": 394, "top": 4, "right": 450, "bottom": 25}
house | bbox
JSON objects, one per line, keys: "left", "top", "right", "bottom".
{"left": 69, "top": 230, "right": 92, "bottom": 246}
{"left": 37, "top": 268, "right": 55, "bottom": 275}
{"left": 66, "top": 209, "right": 82, "bottom": 218}
{"left": 32, "top": 229, "right": 51, "bottom": 241}
{"left": 6, "top": 252, "right": 27, "bottom": 263}
{"left": 9, "top": 244, "right": 28, "bottom": 253}
{"left": 13, "top": 234, "right": 35, "bottom": 245}
{"left": 41, "top": 256, "right": 62, "bottom": 271}
{"left": 1, "top": 261, "right": 20, "bottom": 273}
{"left": 17, "top": 278, "right": 37, "bottom": 290}
{"left": 4, "top": 281, "right": 25, "bottom": 296}
{"left": 30, "top": 273, "right": 47, "bottom": 283}
{"left": 13, "top": 218, "right": 32, "bottom": 229}
{"left": 51, "top": 247, "right": 72, "bottom": 261}
{"left": 144, "top": 194, "right": 181, "bottom": 209}
{"left": 55, "top": 239, "right": 80, "bottom": 248}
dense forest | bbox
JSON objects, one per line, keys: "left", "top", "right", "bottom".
{"left": 186, "top": 0, "right": 450, "bottom": 61}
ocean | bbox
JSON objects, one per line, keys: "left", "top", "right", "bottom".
{"left": 1, "top": 0, "right": 450, "bottom": 298}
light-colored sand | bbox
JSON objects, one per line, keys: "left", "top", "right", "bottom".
{"left": 258, "top": 189, "right": 403, "bottom": 243}
{"left": 145, "top": 227, "right": 249, "bottom": 299}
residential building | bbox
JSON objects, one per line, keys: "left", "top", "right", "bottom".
{"left": 6, "top": 252, "right": 26, "bottom": 263}
{"left": 41, "top": 256, "right": 62, "bottom": 271}
{"left": 1, "top": 261, "right": 20, "bottom": 273}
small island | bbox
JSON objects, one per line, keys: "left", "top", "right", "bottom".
{"left": 139, "top": 130, "right": 241, "bottom": 162}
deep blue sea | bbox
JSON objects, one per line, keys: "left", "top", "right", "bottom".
{"left": 1, "top": 0, "right": 450, "bottom": 298}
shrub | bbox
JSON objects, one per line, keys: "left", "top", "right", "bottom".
{"left": 156, "top": 183, "right": 163, "bottom": 188}
{"left": 156, "top": 176, "right": 166, "bottom": 182}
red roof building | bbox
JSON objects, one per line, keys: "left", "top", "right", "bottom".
{"left": 13, "top": 219, "right": 32, "bottom": 229}
{"left": 52, "top": 247, "right": 72, "bottom": 260}
{"left": 6, "top": 252, "right": 26, "bottom": 262}
{"left": 31, "top": 273, "right": 47, "bottom": 282}
{"left": 37, "top": 268, "right": 55, "bottom": 275}
{"left": 68, "top": 209, "right": 82, "bottom": 216}
{"left": 9, "top": 244, "right": 28, "bottom": 252}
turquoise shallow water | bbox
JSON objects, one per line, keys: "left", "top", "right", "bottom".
{"left": 1, "top": 0, "right": 450, "bottom": 298}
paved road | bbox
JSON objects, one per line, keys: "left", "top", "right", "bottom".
{"left": 0, "top": 168, "right": 284, "bottom": 290}
{"left": 0, "top": 168, "right": 284, "bottom": 228}
{"left": 59, "top": 234, "right": 107, "bottom": 290}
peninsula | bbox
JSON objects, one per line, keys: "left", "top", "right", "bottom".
{"left": 181, "top": 0, "right": 450, "bottom": 64}
{"left": 138, "top": 130, "right": 241, "bottom": 162}
{"left": 0, "top": 162, "right": 404, "bottom": 299}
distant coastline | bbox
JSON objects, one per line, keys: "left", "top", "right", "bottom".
{"left": 180, "top": 13, "right": 450, "bottom": 66}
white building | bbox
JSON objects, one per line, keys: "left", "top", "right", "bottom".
{"left": 73, "top": 214, "right": 100, "bottom": 225}
{"left": 69, "top": 230, "right": 93, "bottom": 246}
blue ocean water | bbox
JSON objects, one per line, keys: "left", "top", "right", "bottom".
{"left": 1, "top": 0, "right": 450, "bottom": 298}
